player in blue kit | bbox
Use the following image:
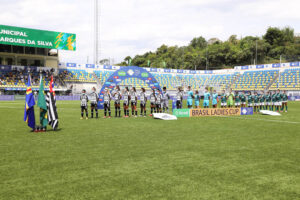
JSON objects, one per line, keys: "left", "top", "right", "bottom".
{"left": 187, "top": 86, "right": 194, "bottom": 109}
{"left": 194, "top": 90, "right": 200, "bottom": 108}
{"left": 203, "top": 87, "right": 210, "bottom": 108}
{"left": 212, "top": 90, "right": 218, "bottom": 108}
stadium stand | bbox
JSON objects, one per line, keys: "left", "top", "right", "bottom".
{"left": 270, "top": 68, "right": 300, "bottom": 90}
{"left": 1, "top": 63, "right": 300, "bottom": 94}
{"left": 232, "top": 70, "right": 279, "bottom": 91}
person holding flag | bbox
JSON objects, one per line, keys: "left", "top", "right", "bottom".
{"left": 37, "top": 74, "right": 48, "bottom": 132}
{"left": 46, "top": 75, "right": 59, "bottom": 130}
{"left": 24, "top": 74, "right": 36, "bottom": 131}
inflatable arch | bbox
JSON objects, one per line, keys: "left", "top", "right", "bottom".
{"left": 98, "top": 66, "right": 162, "bottom": 109}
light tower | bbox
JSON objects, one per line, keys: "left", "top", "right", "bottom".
{"left": 94, "top": 0, "right": 100, "bottom": 64}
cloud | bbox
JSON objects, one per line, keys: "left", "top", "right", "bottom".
{"left": 1, "top": 0, "right": 300, "bottom": 64}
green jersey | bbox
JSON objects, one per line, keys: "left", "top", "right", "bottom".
{"left": 265, "top": 94, "right": 271, "bottom": 102}
{"left": 254, "top": 95, "right": 259, "bottom": 103}
{"left": 240, "top": 94, "right": 246, "bottom": 102}
{"left": 282, "top": 94, "right": 288, "bottom": 101}
{"left": 259, "top": 94, "right": 265, "bottom": 103}
{"left": 271, "top": 94, "right": 277, "bottom": 102}
{"left": 247, "top": 94, "right": 253, "bottom": 103}
{"left": 276, "top": 93, "right": 282, "bottom": 101}
{"left": 221, "top": 93, "right": 227, "bottom": 103}
{"left": 235, "top": 94, "right": 240, "bottom": 102}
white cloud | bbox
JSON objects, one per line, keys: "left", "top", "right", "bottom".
{"left": 1, "top": 0, "right": 300, "bottom": 64}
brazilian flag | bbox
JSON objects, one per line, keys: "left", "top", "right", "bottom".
{"left": 37, "top": 75, "right": 48, "bottom": 128}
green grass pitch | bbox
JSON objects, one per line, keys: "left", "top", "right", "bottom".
{"left": 0, "top": 100, "right": 299, "bottom": 200}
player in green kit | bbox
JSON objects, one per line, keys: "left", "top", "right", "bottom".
{"left": 276, "top": 89, "right": 282, "bottom": 112}
{"left": 247, "top": 92, "right": 253, "bottom": 108}
{"left": 227, "top": 89, "right": 234, "bottom": 108}
{"left": 281, "top": 90, "right": 288, "bottom": 112}
{"left": 253, "top": 91, "right": 259, "bottom": 113}
{"left": 240, "top": 91, "right": 246, "bottom": 107}
{"left": 234, "top": 91, "right": 241, "bottom": 108}
{"left": 259, "top": 91, "right": 265, "bottom": 110}
{"left": 265, "top": 91, "right": 272, "bottom": 110}
{"left": 220, "top": 90, "right": 227, "bottom": 108}
{"left": 271, "top": 91, "right": 277, "bottom": 111}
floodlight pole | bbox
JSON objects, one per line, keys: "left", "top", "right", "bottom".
{"left": 94, "top": 0, "right": 100, "bottom": 65}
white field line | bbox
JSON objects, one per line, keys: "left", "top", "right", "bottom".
{"left": 218, "top": 115, "right": 300, "bottom": 124}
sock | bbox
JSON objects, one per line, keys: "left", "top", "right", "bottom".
{"left": 118, "top": 108, "right": 121, "bottom": 117}
{"left": 286, "top": 105, "right": 288, "bottom": 111}
{"left": 115, "top": 109, "right": 117, "bottom": 117}
{"left": 96, "top": 110, "right": 98, "bottom": 118}
{"left": 144, "top": 110, "right": 146, "bottom": 116}
{"left": 151, "top": 107, "right": 153, "bottom": 114}
{"left": 104, "top": 110, "right": 107, "bottom": 116}
{"left": 91, "top": 110, "right": 94, "bottom": 118}
{"left": 135, "top": 111, "right": 137, "bottom": 116}
{"left": 81, "top": 112, "right": 83, "bottom": 117}
{"left": 108, "top": 109, "right": 111, "bottom": 117}
{"left": 124, "top": 109, "right": 126, "bottom": 116}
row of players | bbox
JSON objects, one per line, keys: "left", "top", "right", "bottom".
{"left": 185, "top": 87, "right": 288, "bottom": 113}
{"left": 79, "top": 86, "right": 288, "bottom": 119}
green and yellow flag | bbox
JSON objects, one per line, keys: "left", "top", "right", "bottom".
{"left": 37, "top": 75, "right": 48, "bottom": 128}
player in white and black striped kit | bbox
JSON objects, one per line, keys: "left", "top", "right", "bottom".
{"left": 156, "top": 89, "right": 163, "bottom": 113}
{"left": 139, "top": 88, "right": 147, "bottom": 117}
{"left": 80, "top": 89, "right": 89, "bottom": 120}
{"left": 162, "top": 86, "right": 170, "bottom": 113}
{"left": 149, "top": 89, "right": 156, "bottom": 116}
{"left": 130, "top": 87, "right": 138, "bottom": 117}
{"left": 176, "top": 87, "right": 183, "bottom": 109}
{"left": 90, "top": 87, "right": 99, "bottom": 118}
{"left": 113, "top": 86, "right": 122, "bottom": 117}
{"left": 103, "top": 88, "right": 111, "bottom": 118}
{"left": 123, "top": 87, "right": 130, "bottom": 117}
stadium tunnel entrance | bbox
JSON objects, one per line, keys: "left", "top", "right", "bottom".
{"left": 98, "top": 66, "right": 162, "bottom": 109}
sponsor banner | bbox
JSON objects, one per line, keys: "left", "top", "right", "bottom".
{"left": 290, "top": 62, "right": 299, "bottom": 67}
{"left": 256, "top": 65, "right": 264, "bottom": 69}
{"left": 86, "top": 64, "right": 95, "bottom": 68}
{"left": 241, "top": 66, "right": 249, "bottom": 70}
{"left": 0, "top": 24, "right": 76, "bottom": 50}
{"left": 190, "top": 108, "right": 241, "bottom": 117}
{"left": 66, "top": 63, "right": 76, "bottom": 68}
{"left": 240, "top": 107, "right": 253, "bottom": 115}
{"left": 0, "top": 95, "right": 14, "bottom": 101}
{"left": 173, "top": 109, "right": 190, "bottom": 117}
{"left": 272, "top": 63, "right": 280, "bottom": 68}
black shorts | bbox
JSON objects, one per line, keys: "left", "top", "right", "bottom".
{"left": 81, "top": 105, "right": 87, "bottom": 110}
{"left": 140, "top": 102, "right": 146, "bottom": 108}
{"left": 176, "top": 100, "right": 182, "bottom": 108}
{"left": 131, "top": 101, "right": 137, "bottom": 106}
{"left": 104, "top": 102, "right": 110, "bottom": 108}
{"left": 91, "top": 103, "right": 97, "bottom": 108}
{"left": 150, "top": 102, "right": 156, "bottom": 107}
{"left": 123, "top": 102, "right": 129, "bottom": 107}
{"left": 156, "top": 104, "right": 161, "bottom": 109}
{"left": 114, "top": 101, "right": 120, "bottom": 107}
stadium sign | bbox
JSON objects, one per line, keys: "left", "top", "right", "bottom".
{"left": 0, "top": 25, "right": 76, "bottom": 51}
{"left": 173, "top": 108, "right": 253, "bottom": 117}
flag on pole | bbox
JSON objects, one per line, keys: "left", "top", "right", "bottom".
{"left": 46, "top": 75, "right": 58, "bottom": 130}
{"left": 24, "top": 75, "right": 36, "bottom": 130}
{"left": 37, "top": 74, "right": 48, "bottom": 128}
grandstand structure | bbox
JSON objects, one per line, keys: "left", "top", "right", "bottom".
{"left": 1, "top": 61, "right": 300, "bottom": 97}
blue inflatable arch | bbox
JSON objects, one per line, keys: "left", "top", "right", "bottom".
{"left": 98, "top": 66, "right": 162, "bottom": 109}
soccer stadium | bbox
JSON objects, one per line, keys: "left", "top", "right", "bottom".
{"left": 1, "top": 1, "right": 300, "bottom": 200}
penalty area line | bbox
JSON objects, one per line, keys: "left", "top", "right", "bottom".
{"left": 217, "top": 115, "right": 300, "bottom": 124}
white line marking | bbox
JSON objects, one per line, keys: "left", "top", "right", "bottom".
{"left": 218, "top": 115, "right": 300, "bottom": 124}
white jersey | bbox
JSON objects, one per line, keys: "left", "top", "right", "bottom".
{"left": 103, "top": 92, "right": 111, "bottom": 103}
{"left": 80, "top": 93, "right": 88, "bottom": 106}
{"left": 90, "top": 92, "right": 98, "bottom": 104}
{"left": 150, "top": 93, "right": 156, "bottom": 103}
{"left": 176, "top": 91, "right": 183, "bottom": 101}
{"left": 156, "top": 93, "right": 162, "bottom": 104}
{"left": 162, "top": 91, "right": 170, "bottom": 101}
{"left": 113, "top": 90, "right": 121, "bottom": 103}
{"left": 140, "top": 92, "right": 147, "bottom": 104}
{"left": 130, "top": 91, "right": 137, "bottom": 102}
{"left": 123, "top": 91, "right": 130, "bottom": 103}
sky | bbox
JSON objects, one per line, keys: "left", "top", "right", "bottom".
{"left": 1, "top": 0, "right": 300, "bottom": 64}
